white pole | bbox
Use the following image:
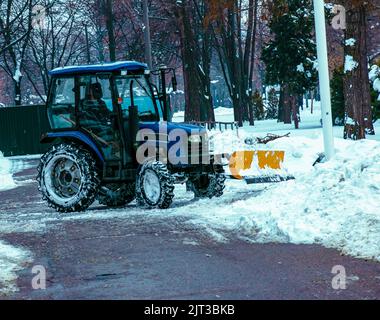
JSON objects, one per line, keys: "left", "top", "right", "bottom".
{"left": 313, "top": 0, "right": 335, "bottom": 160}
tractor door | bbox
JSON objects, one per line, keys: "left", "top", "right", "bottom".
{"left": 78, "top": 75, "right": 121, "bottom": 161}
{"left": 115, "top": 76, "right": 160, "bottom": 122}
{"left": 114, "top": 76, "right": 161, "bottom": 164}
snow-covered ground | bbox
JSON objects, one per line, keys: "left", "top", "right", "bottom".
{"left": 0, "top": 152, "right": 16, "bottom": 191}
{"left": 171, "top": 104, "right": 380, "bottom": 261}
{"left": 0, "top": 152, "right": 32, "bottom": 295}
{"left": 0, "top": 241, "right": 32, "bottom": 295}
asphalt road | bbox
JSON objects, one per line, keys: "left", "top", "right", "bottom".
{"left": 0, "top": 160, "right": 379, "bottom": 300}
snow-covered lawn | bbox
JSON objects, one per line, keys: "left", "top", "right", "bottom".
{"left": 172, "top": 104, "right": 380, "bottom": 261}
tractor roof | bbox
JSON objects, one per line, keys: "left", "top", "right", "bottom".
{"left": 49, "top": 61, "right": 148, "bottom": 76}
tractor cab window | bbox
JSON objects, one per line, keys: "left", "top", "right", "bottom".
{"left": 116, "top": 76, "right": 161, "bottom": 122}
{"left": 78, "top": 76, "right": 120, "bottom": 160}
{"left": 49, "top": 77, "right": 76, "bottom": 129}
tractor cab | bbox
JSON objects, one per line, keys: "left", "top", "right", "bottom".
{"left": 46, "top": 61, "right": 168, "bottom": 164}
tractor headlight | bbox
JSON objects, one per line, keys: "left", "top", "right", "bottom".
{"left": 188, "top": 135, "right": 202, "bottom": 144}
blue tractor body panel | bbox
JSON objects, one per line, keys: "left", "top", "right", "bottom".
{"left": 139, "top": 122, "right": 205, "bottom": 134}
{"left": 45, "top": 122, "right": 206, "bottom": 166}
{"left": 45, "top": 131, "right": 105, "bottom": 163}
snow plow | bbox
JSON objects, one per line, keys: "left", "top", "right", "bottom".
{"left": 37, "top": 61, "right": 292, "bottom": 213}
{"left": 228, "top": 150, "right": 294, "bottom": 184}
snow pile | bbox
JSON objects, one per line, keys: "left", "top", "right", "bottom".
{"left": 0, "top": 152, "right": 16, "bottom": 191}
{"left": 369, "top": 64, "right": 379, "bottom": 82}
{"left": 214, "top": 107, "right": 234, "bottom": 116}
{"left": 173, "top": 107, "right": 234, "bottom": 123}
{"left": 345, "top": 38, "right": 356, "bottom": 47}
{"left": 189, "top": 134, "right": 380, "bottom": 261}
{"left": 369, "top": 65, "right": 380, "bottom": 101}
{"left": 344, "top": 55, "right": 359, "bottom": 73}
{"left": 0, "top": 241, "right": 32, "bottom": 295}
{"left": 209, "top": 129, "right": 246, "bottom": 155}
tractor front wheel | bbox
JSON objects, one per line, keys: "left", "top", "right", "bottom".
{"left": 37, "top": 143, "right": 101, "bottom": 213}
{"left": 136, "top": 161, "right": 175, "bottom": 209}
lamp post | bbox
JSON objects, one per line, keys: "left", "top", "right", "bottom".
{"left": 313, "top": 0, "right": 335, "bottom": 160}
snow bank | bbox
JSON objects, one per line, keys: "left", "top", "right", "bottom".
{"left": 191, "top": 133, "right": 380, "bottom": 261}
{"left": 172, "top": 107, "right": 234, "bottom": 123}
{"left": 0, "top": 241, "right": 32, "bottom": 295}
{"left": 0, "top": 152, "right": 16, "bottom": 191}
{"left": 214, "top": 107, "right": 234, "bottom": 116}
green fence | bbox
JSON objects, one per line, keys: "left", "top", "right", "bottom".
{"left": 0, "top": 105, "right": 51, "bottom": 157}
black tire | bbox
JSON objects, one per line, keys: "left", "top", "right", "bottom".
{"left": 136, "top": 161, "right": 175, "bottom": 209}
{"left": 97, "top": 183, "right": 136, "bottom": 208}
{"left": 187, "top": 173, "right": 226, "bottom": 199}
{"left": 37, "top": 143, "right": 101, "bottom": 213}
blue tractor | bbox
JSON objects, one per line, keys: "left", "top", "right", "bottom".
{"left": 37, "top": 61, "right": 226, "bottom": 212}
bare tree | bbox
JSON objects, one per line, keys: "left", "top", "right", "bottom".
{"left": 0, "top": 0, "right": 35, "bottom": 105}
{"left": 207, "top": 0, "right": 260, "bottom": 126}
{"left": 24, "top": 1, "right": 89, "bottom": 101}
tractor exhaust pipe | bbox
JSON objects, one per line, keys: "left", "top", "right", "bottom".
{"left": 159, "top": 66, "right": 169, "bottom": 122}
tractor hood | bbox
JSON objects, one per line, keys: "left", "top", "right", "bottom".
{"left": 139, "top": 122, "right": 207, "bottom": 135}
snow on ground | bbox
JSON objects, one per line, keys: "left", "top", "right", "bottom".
{"left": 171, "top": 104, "right": 380, "bottom": 261}
{"left": 0, "top": 151, "right": 16, "bottom": 191}
{"left": 0, "top": 152, "right": 33, "bottom": 295}
{"left": 190, "top": 135, "right": 380, "bottom": 261}
{"left": 0, "top": 101, "right": 379, "bottom": 291}
{"left": 0, "top": 241, "right": 32, "bottom": 295}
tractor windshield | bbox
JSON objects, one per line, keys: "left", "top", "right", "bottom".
{"left": 49, "top": 77, "right": 76, "bottom": 129}
{"left": 115, "top": 76, "right": 162, "bottom": 122}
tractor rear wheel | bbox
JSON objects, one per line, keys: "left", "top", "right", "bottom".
{"left": 187, "top": 173, "right": 226, "bottom": 199}
{"left": 97, "top": 183, "right": 136, "bottom": 208}
{"left": 37, "top": 143, "right": 101, "bottom": 213}
{"left": 136, "top": 161, "right": 175, "bottom": 209}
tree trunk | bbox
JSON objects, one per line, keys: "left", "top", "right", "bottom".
{"left": 343, "top": 5, "right": 374, "bottom": 140}
{"left": 278, "top": 85, "right": 284, "bottom": 122}
{"left": 298, "top": 95, "right": 304, "bottom": 111}
{"left": 292, "top": 95, "right": 299, "bottom": 129}
{"left": 177, "top": 1, "right": 214, "bottom": 123}
{"left": 105, "top": 0, "right": 116, "bottom": 62}
{"left": 14, "top": 80, "right": 21, "bottom": 106}
{"left": 248, "top": 0, "right": 259, "bottom": 126}
{"left": 283, "top": 84, "right": 292, "bottom": 124}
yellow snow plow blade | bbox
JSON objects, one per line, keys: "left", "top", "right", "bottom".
{"left": 228, "top": 150, "right": 294, "bottom": 184}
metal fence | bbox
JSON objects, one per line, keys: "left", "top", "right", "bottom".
{"left": 0, "top": 105, "right": 51, "bottom": 157}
